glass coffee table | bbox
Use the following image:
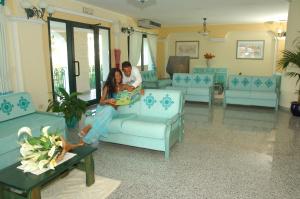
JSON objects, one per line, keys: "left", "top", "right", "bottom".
{"left": 0, "top": 145, "right": 97, "bottom": 199}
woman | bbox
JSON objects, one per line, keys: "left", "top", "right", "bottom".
{"left": 79, "top": 68, "right": 125, "bottom": 145}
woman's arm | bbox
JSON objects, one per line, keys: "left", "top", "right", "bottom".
{"left": 99, "top": 86, "right": 116, "bottom": 105}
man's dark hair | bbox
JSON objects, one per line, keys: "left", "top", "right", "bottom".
{"left": 122, "top": 61, "right": 132, "bottom": 69}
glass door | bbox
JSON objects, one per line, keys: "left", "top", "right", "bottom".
{"left": 48, "top": 19, "right": 111, "bottom": 105}
{"left": 72, "top": 26, "right": 98, "bottom": 103}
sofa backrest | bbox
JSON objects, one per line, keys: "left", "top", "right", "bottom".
{"left": 0, "top": 92, "right": 36, "bottom": 122}
{"left": 228, "top": 75, "right": 252, "bottom": 90}
{"left": 140, "top": 89, "right": 183, "bottom": 118}
{"left": 228, "top": 75, "right": 276, "bottom": 91}
{"left": 190, "top": 74, "right": 214, "bottom": 88}
{"left": 141, "top": 70, "right": 158, "bottom": 82}
{"left": 172, "top": 73, "right": 192, "bottom": 87}
{"left": 192, "top": 67, "right": 227, "bottom": 86}
{"left": 251, "top": 76, "right": 276, "bottom": 91}
{"left": 117, "top": 89, "right": 183, "bottom": 119}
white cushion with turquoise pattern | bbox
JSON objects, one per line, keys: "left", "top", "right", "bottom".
{"left": 172, "top": 73, "right": 192, "bottom": 87}
{"left": 0, "top": 92, "right": 36, "bottom": 122}
{"left": 190, "top": 74, "right": 214, "bottom": 88}
{"left": 140, "top": 89, "right": 182, "bottom": 119}
{"left": 228, "top": 75, "right": 252, "bottom": 90}
{"left": 186, "top": 87, "right": 210, "bottom": 96}
{"left": 250, "top": 77, "right": 276, "bottom": 91}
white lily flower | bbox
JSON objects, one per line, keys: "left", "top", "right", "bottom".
{"left": 38, "top": 159, "right": 49, "bottom": 170}
{"left": 20, "top": 142, "right": 34, "bottom": 157}
{"left": 48, "top": 145, "right": 56, "bottom": 157}
{"left": 41, "top": 126, "right": 51, "bottom": 137}
{"left": 48, "top": 159, "right": 57, "bottom": 170}
{"left": 17, "top": 127, "right": 32, "bottom": 137}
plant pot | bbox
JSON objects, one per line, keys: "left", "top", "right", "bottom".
{"left": 290, "top": 101, "right": 300, "bottom": 117}
{"left": 66, "top": 116, "right": 78, "bottom": 128}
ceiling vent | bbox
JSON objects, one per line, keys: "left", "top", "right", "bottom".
{"left": 137, "top": 19, "right": 161, "bottom": 29}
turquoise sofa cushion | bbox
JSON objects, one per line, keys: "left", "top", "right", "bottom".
{"left": 186, "top": 87, "right": 210, "bottom": 96}
{"left": 140, "top": 89, "right": 182, "bottom": 119}
{"left": 0, "top": 92, "right": 36, "bottom": 122}
{"left": 121, "top": 116, "right": 169, "bottom": 139}
{"left": 225, "top": 90, "right": 251, "bottom": 98}
{"left": 190, "top": 74, "right": 214, "bottom": 88}
{"left": 228, "top": 75, "right": 252, "bottom": 90}
{"left": 165, "top": 86, "right": 187, "bottom": 94}
{"left": 108, "top": 113, "right": 137, "bottom": 133}
{"left": 251, "top": 77, "right": 276, "bottom": 91}
{"left": 172, "top": 73, "right": 192, "bottom": 87}
{"left": 249, "top": 91, "right": 277, "bottom": 100}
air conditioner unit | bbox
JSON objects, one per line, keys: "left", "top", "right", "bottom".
{"left": 137, "top": 19, "right": 161, "bottom": 29}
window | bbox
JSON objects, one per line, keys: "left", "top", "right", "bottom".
{"left": 137, "top": 35, "right": 155, "bottom": 71}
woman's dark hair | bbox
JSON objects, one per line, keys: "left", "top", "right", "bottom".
{"left": 104, "top": 68, "right": 123, "bottom": 97}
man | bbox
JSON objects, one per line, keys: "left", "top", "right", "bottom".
{"left": 121, "top": 61, "right": 142, "bottom": 91}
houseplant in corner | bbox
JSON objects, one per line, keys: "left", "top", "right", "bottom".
{"left": 278, "top": 36, "right": 300, "bottom": 116}
{"left": 47, "top": 87, "right": 87, "bottom": 128}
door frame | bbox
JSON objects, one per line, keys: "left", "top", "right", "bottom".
{"left": 47, "top": 17, "right": 111, "bottom": 105}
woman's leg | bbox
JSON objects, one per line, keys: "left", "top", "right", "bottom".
{"left": 78, "top": 124, "right": 92, "bottom": 137}
{"left": 83, "top": 105, "right": 118, "bottom": 144}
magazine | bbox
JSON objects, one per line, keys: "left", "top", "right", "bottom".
{"left": 115, "top": 86, "right": 142, "bottom": 106}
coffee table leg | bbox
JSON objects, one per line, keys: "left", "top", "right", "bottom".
{"left": 27, "top": 186, "right": 41, "bottom": 199}
{"left": 0, "top": 184, "right": 4, "bottom": 199}
{"left": 84, "top": 154, "right": 95, "bottom": 186}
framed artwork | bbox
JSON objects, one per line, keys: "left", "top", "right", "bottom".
{"left": 175, "top": 41, "right": 199, "bottom": 59}
{"left": 236, "top": 40, "right": 265, "bottom": 59}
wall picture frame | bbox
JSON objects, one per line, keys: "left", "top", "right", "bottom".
{"left": 236, "top": 40, "right": 265, "bottom": 60}
{"left": 175, "top": 41, "right": 199, "bottom": 59}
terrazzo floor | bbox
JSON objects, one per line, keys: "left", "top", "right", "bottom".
{"left": 69, "top": 102, "right": 300, "bottom": 199}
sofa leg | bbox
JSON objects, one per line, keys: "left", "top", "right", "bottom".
{"left": 164, "top": 149, "right": 169, "bottom": 160}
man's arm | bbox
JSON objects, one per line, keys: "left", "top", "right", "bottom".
{"left": 131, "top": 67, "right": 142, "bottom": 88}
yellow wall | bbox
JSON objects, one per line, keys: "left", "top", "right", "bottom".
{"left": 157, "top": 23, "right": 286, "bottom": 77}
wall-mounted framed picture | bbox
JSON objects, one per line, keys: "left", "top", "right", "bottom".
{"left": 0, "top": 0, "right": 4, "bottom": 6}
{"left": 236, "top": 40, "right": 265, "bottom": 60}
{"left": 175, "top": 41, "right": 199, "bottom": 59}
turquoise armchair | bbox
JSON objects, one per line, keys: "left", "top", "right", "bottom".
{"left": 141, "top": 70, "right": 172, "bottom": 89}
{"left": 0, "top": 92, "right": 65, "bottom": 170}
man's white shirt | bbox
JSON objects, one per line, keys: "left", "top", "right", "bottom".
{"left": 122, "top": 66, "right": 142, "bottom": 88}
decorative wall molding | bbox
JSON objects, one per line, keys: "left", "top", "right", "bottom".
{"left": 53, "top": 6, "right": 113, "bottom": 23}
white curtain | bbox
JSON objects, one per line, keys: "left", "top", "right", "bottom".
{"left": 0, "top": 6, "right": 12, "bottom": 95}
{"left": 129, "top": 32, "right": 143, "bottom": 67}
{"left": 147, "top": 34, "right": 157, "bottom": 71}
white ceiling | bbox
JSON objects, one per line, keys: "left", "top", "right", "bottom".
{"left": 76, "top": 0, "right": 289, "bottom": 26}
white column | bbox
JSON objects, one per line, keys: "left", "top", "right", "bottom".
{"left": 279, "top": 0, "right": 300, "bottom": 108}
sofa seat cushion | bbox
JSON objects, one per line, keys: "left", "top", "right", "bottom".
{"left": 225, "top": 90, "right": 251, "bottom": 98}
{"left": 186, "top": 87, "right": 209, "bottom": 96}
{"left": 120, "top": 116, "right": 170, "bottom": 139}
{"left": 157, "top": 79, "right": 172, "bottom": 88}
{"left": 0, "top": 112, "right": 65, "bottom": 155}
{"left": 165, "top": 86, "right": 187, "bottom": 94}
{"left": 249, "top": 91, "right": 277, "bottom": 100}
{"left": 107, "top": 113, "right": 137, "bottom": 133}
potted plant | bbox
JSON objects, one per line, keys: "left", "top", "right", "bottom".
{"left": 47, "top": 87, "right": 87, "bottom": 128}
{"left": 278, "top": 36, "right": 300, "bottom": 116}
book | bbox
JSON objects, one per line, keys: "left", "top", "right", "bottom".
{"left": 115, "top": 86, "right": 142, "bottom": 106}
